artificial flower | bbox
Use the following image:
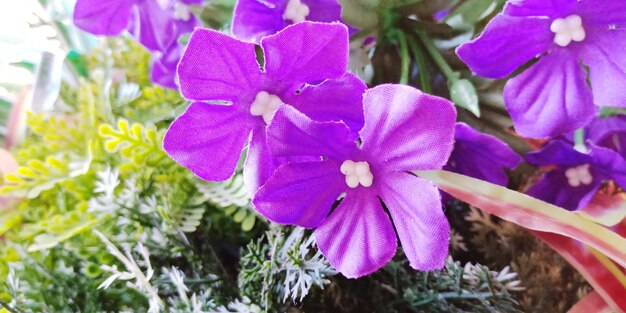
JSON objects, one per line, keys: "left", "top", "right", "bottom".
{"left": 74, "top": 0, "right": 176, "bottom": 51}
{"left": 457, "top": 0, "right": 626, "bottom": 138}
{"left": 163, "top": 22, "right": 366, "bottom": 194}
{"left": 445, "top": 122, "right": 521, "bottom": 187}
{"left": 584, "top": 114, "right": 626, "bottom": 159}
{"left": 525, "top": 140, "right": 626, "bottom": 211}
{"left": 253, "top": 84, "right": 456, "bottom": 278}
{"left": 231, "top": 0, "right": 346, "bottom": 43}
{"left": 73, "top": 0, "right": 202, "bottom": 88}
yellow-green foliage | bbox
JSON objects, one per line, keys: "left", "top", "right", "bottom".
{"left": 0, "top": 34, "right": 260, "bottom": 312}
{"left": 26, "top": 112, "right": 86, "bottom": 151}
{"left": 99, "top": 119, "right": 168, "bottom": 167}
{"left": 1, "top": 151, "right": 92, "bottom": 198}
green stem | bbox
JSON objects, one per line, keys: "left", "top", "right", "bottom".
{"left": 414, "top": 30, "right": 459, "bottom": 83}
{"left": 438, "top": 291, "right": 502, "bottom": 300}
{"left": 154, "top": 277, "right": 222, "bottom": 286}
{"left": 0, "top": 299, "right": 21, "bottom": 313}
{"left": 406, "top": 36, "right": 432, "bottom": 93}
{"left": 397, "top": 31, "right": 410, "bottom": 85}
{"left": 411, "top": 291, "right": 502, "bottom": 307}
{"left": 574, "top": 128, "right": 587, "bottom": 152}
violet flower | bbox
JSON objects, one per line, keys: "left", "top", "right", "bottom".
{"left": 526, "top": 140, "right": 626, "bottom": 211}
{"left": 163, "top": 22, "right": 366, "bottom": 194}
{"left": 74, "top": 0, "right": 176, "bottom": 51}
{"left": 443, "top": 123, "right": 521, "bottom": 202}
{"left": 232, "top": 0, "right": 345, "bottom": 43}
{"left": 253, "top": 85, "right": 456, "bottom": 278}
{"left": 457, "top": 0, "right": 626, "bottom": 138}
{"left": 585, "top": 114, "right": 626, "bottom": 159}
{"left": 73, "top": 0, "right": 202, "bottom": 89}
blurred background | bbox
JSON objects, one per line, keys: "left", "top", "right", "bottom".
{"left": 0, "top": 0, "right": 95, "bottom": 148}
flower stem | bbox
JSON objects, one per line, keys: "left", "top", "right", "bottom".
{"left": 414, "top": 30, "right": 459, "bottom": 83}
{"left": 574, "top": 128, "right": 587, "bottom": 153}
{"left": 406, "top": 35, "right": 432, "bottom": 93}
{"left": 397, "top": 31, "right": 410, "bottom": 85}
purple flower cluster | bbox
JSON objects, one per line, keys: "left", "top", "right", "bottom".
{"left": 526, "top": 115, "right": 626, "bottom": 211}
{"left": 74, "top": 0, "right": 202, "bottom": 89}
{"left": 457, "top": 0, "right": 626, "bottom": 138}
{"left": 73, "top": 0, "right": 348, "bottom": 89}
{"left": 72, "top": 0, "right": 626, "bottom": 279}
{"left": 164, "top": 22, "right": 458, "bottom": 277}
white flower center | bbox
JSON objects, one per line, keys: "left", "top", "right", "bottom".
{"left": 564, "top": 164, "right": 593, "bottom": 187}
{"left": 340, "top": 160, "right": 374, "bottom": 188}
{"left": 550, "top": 15, "right": 586, "bottom": 47}
{"left": 283, "top": 0, "right": 310, "bottom": 23}
{"left": 173, "top": 2, "right": 192, "bottom": 21}
{"left": 250, "top": 91, "right": 283, "bottom": 123}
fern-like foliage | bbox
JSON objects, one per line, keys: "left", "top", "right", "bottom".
{"left": 26, "top": 112, "right": 87, "bottom": 151}
{"left": 238, "top": 227, "right": 336, "bottom": 310}
{"left": 99, "top": 119, "right": 168, "bottom": 167}
{"left": 197, "top": 175, "right": 250, "bottom": 208}
{"left": 1, "top": 148, "right": 93, "bottom": 198}
{"left": 197, "top": 174, "right": 258, "bottom": 231}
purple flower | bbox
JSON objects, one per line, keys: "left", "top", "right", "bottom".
{"left": 163, "top": 22, "right": 366, "bottom": 194}
{"left": 74, "top": 0, "right": 203, "bottom": 89}
{"left": 232, "top": 0, "right": 346, "bottom": 43}
{"left": 74, "top": 0, "right": 175, "bottom": 51}
{"left": 525, "top": 140, "right": 626, "bottom": 211}
{"left": 443, "top": 123, "right": 521, "bottom": 202}
{"left": 253, "top": 85, "right": 456, "bottom": 278}
{"left": 457, "top": 0, "right": 626, "bottom": 138}
{"left": 585, "top": 115, "right": 626, "bottom": 159}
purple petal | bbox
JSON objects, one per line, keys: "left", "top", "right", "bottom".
{"left": 587, "top": 115, "right": 626, "bottom": 157}
{"left": 261, "top": 22, "right": 349, "bottom": 85}
{"left": 503, "top": 0, "right": 577, "bottom": 18}
{"left": 445, "top": 123, "right": 521, "bottom": 186}
{"left": 282, "top": 72, "right": 366, "bottom": 138}
{"left": 359, "top": 84, "right": 456, "bottom": 172}
{"left": 315, "top": 189, "right": 397, "bottom": 278}
{"left": 525, "top": 140, "right": 592, "bottom": 167}
{"left": 456, "top": 14, "right": 553, "bottom": 78}
{"left": 267, "top": 105, "right": 355, "bottom": 160}
{"left": 378, "top": 173, "right": 449, "bottom": 271}
{"left": 504, "top": 49, "right": 596, "bottom": 138}
{"left": 302, "top": 0, "right": 343, "bottom": 23}
{"left": 130, "top": 0, "right": 177, "bottom": 51}
{"left": 243, "top": 126, "right": 279, "bottom": 195}
{"left": 252, "top": 160, "right": 345, "bottom": 228}
{"left": 178, "top": 28, "right": 262, "bottom": 102}
{"left": 588, "top": 144, "right": 626, "bottom": 189}
{"left": 526, "top": 168, "right": 602, "bottom": 211}
{"left": 163, "top": 102, "right": 255, "bottom": 181}
{"left": 577, "top": 0, "right": 626, "bottom": 26}
{"left": 151, "top": 43, "right": 183, "bottom": 89}
{"left": 169, "top": 0, "right": 203, "bottom": 35}
{"left": 576, "top": 29, "right": 626, "bottom": 109}
{"left": 73, "top": 0, "right": 133, "bottom": 35}
{"left": 232, "top": 0, "right": 288, "bottom": 43}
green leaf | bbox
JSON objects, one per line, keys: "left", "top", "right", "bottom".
{"left": 449, "top": 79, "right": 480, "bottom": 117}
{"left": 339, "top": 0, "right": 381, "bottom": 31}
{"left": 66, "top": 51, "right": 89, "bottom": 78}
{"left": 241, "top": 215, "right": 256, "bottom": 232}
{"left": 445, "top": 0, "right": 497, "bottom": 24}
{"left": 415, "top": 170, "right": 626, "bottom": 271}
{"left": 28, "top": 217, "right": 99, "bottom": 252}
